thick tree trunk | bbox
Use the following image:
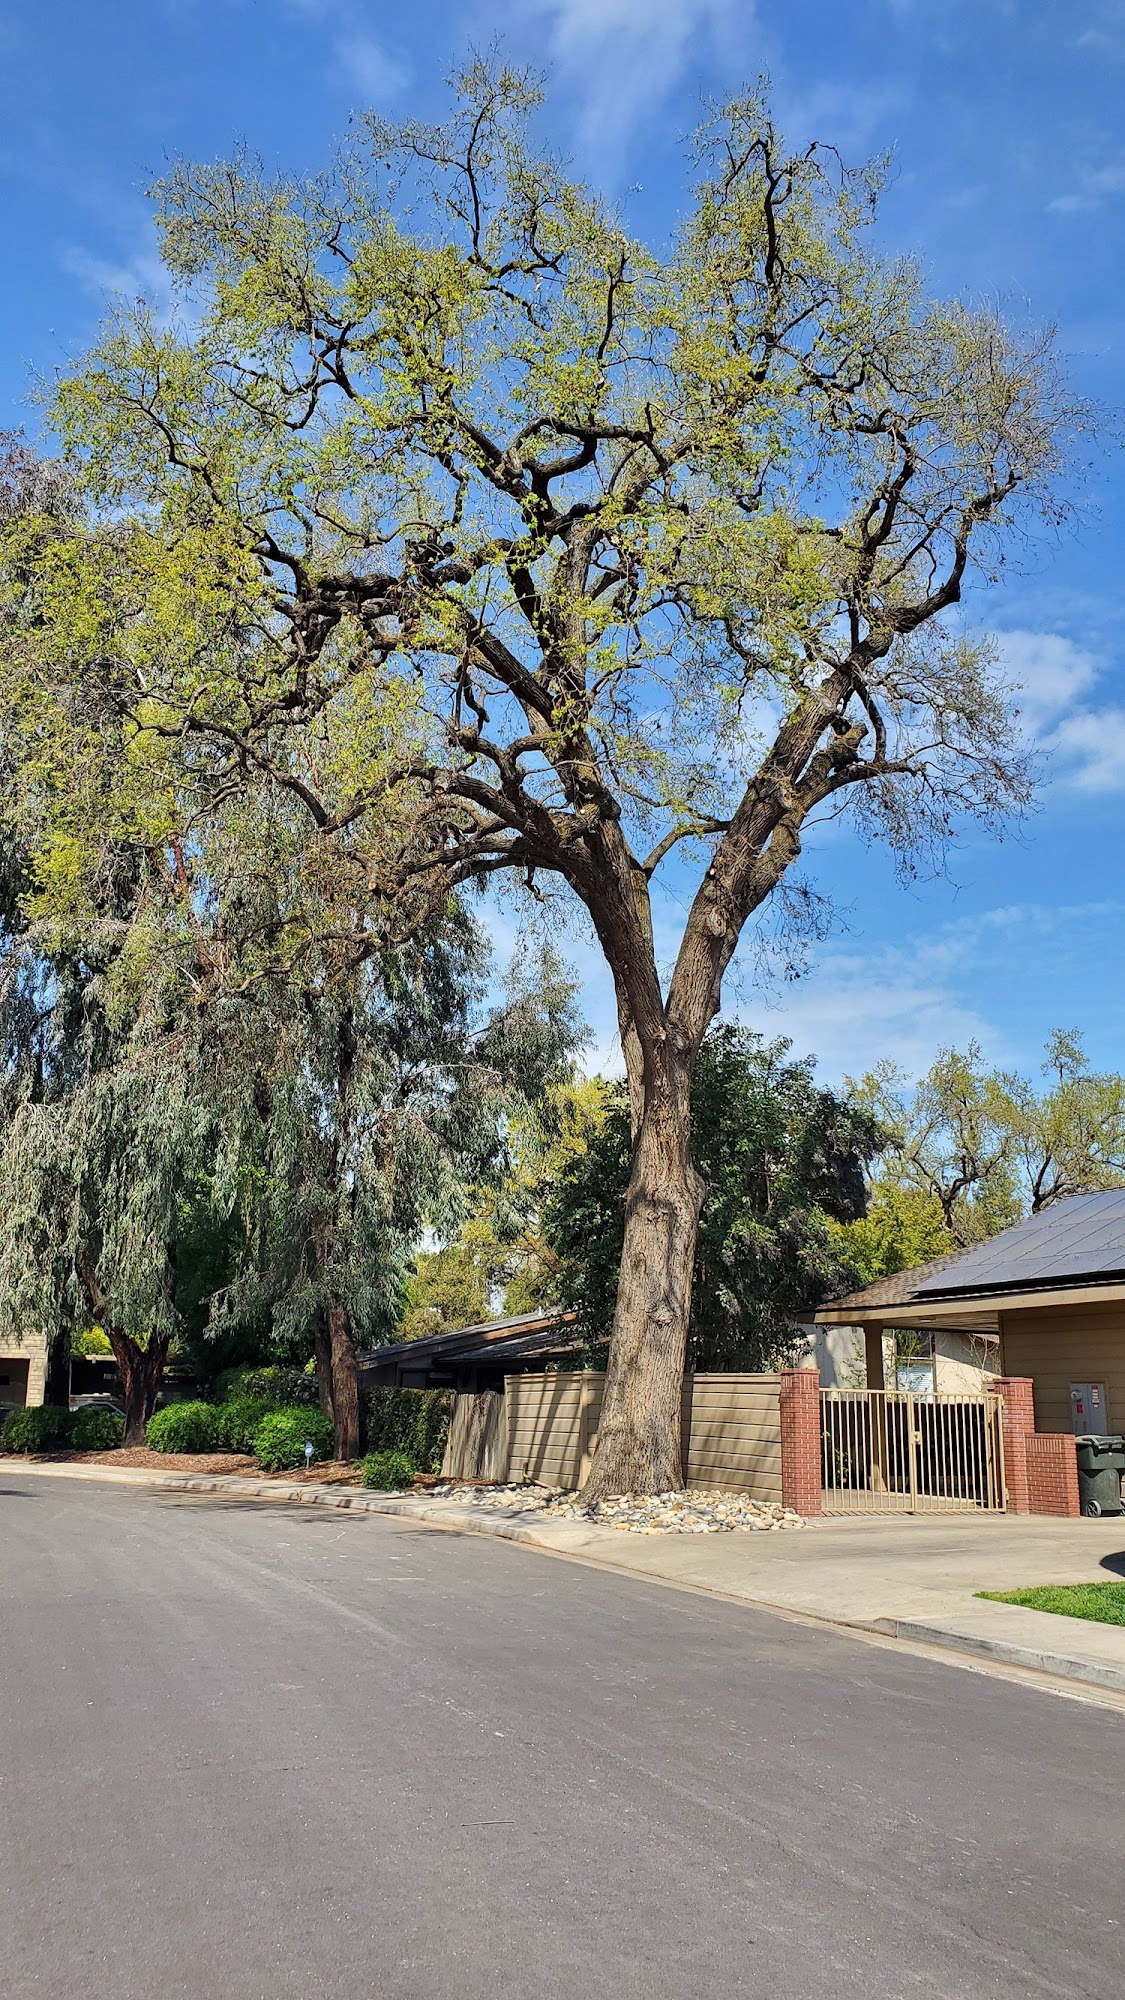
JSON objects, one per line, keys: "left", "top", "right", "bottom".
{"left": 327, "top": 1296, "right": 360, "bottom": 1461}
{"left": 44, "top": 1330, "right": 72, "bottom": 1409}
{"left": 111, "top": 1332, "right": 169, "bottom": 1447}
{"left": 580, "top": 1049, "right": 703, "bottom": 1500}
{"left": 74, "top": 1248, "right": 170, "bottom": 1447}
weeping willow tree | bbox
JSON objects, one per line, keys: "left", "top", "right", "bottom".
{"left": 217, "top": 922, "right": 583, "bottom": 1458}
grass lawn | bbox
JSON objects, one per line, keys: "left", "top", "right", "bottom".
{"left": 978, "top": 1584, "right": 1125, "bottom": 1627}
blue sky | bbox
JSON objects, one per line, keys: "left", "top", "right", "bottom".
{"left": 2, "top": 0, "right": 1123, "bottom": 1084}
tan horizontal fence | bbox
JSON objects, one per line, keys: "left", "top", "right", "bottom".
{"left": 445, "top": 1370, "right": 783, "bottom": 1499}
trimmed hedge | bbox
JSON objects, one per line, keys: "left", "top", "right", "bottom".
{"left": 70, "top": 1406, "right": 125, "bottom": 1452}
{"left": 361, "top": 1449, "right": 416, "bottom": 1490}
{"left": 216, "top": 1366, "right": 318, "bottom": 1408}
{"left": 146, "top": 1401, "right": 219, "bottom": 1454}
{"left": 1, "top": 1404, "right": 73, "bottom": 1452}
{"left": 365, "top": 1387, "right": 452, "bottom": 1475}
{"left": 252, "top": 1406, "right": 335, "bottom": 1473}
{"left": 212, "top": 1396, "right": 276, "bottom": 1453}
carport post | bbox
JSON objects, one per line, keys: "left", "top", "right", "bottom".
{"left": 864, "top": 1326, "right": 889, "bottom": 1493}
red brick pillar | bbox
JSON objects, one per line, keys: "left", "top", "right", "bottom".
{"left": 780, "top": 1369, "right": 822, "bottom": 1517}
{"left": 993, "top": 1377, "right": 1035, "bottom": 1514}
{"left": 1024, "top": 1435, "right": 1081, "bottom": 1518}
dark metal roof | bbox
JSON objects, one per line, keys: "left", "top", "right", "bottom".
{"left": 914, "top": 1191, "right": 1125, "bottom": 1301}
{"left": 358, "top": 1308, "right": 581, "bottom": 1378}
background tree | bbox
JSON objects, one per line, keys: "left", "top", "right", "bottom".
{"left": 544, "top": 1027, "right": 881, "bottom": 1368}
{"left": 219, "top": 924, "right": 582, "bottom": 1458}
{"left": 848, "top": 1046, "right": 1021, "bottom": 1248}
{"left": 843, "top": 1030, "right": 1125, "bottom": 1284}
{"left": 992, "top": 1029, "right": 1125, "bottom": 1212}
{"left": 6, "top": 68, "right": 1075, "bottom": 1491}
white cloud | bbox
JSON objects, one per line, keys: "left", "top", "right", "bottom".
{"left": 995, "top": 627, "right": 1100, "bottom": 728}
{"left": 330, "top": 27, "right": 411, "bottom": 102}
{"left": 1043, "top": 709, "right": 1125, "bottom": 792}
{"left": 1047, "top": 154, "right": 1125, "bottom": 216}
{"left": 729, "top": 901, "right": 1125, "bottom": 1083}
{"left": 994, "top": 627, "right": 1125, "bottom": 793}
{"left": 525, "top": 0, "right": 744, "bottom": 172}
{"left": 59, "top": 239, "right": 180, "bottom": 325}
{"left": 282, "top": 0, "right": 411, "bottom": 104}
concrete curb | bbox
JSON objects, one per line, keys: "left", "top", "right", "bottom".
{"left": 870, "top": 1616, "right": 1125, "bottom": 1694}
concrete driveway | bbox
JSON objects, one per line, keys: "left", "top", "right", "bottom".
{"left": 4, "top": 1471, "right": 1125, "bottom": 1999}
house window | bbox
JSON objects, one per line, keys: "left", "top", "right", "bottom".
{"left": 892, "top": 1331, "right": 935, "bottom": 1399}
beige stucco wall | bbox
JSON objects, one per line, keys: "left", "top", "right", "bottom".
{"left": 1000, "top": 1303, "right": 1125, "bottom": 1434}
{"left": 800, "top": 1322, "right": 996, "bottom": 1394}
{"left": 0, "top": 1331, "right": 48, "bottom": 1408}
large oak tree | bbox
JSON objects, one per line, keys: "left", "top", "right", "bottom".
{"left": 10, "top": 66, "right": 1074, "bottom": 1492}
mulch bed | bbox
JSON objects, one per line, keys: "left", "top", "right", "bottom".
{"left": 11, "top": 1447, "right": 368, "bottom": 1485}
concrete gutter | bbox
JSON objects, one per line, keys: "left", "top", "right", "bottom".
{"left": 12, "top": 1460, "right": 1125, "bottom": 1700}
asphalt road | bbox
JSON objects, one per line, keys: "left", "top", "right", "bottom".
{"left": 2, "top": 1476, "right": 1123, "bottom": 2000}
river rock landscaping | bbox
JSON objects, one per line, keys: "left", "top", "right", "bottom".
{"left": 428, "top": 1483, "right": 805, "bottom": 1532}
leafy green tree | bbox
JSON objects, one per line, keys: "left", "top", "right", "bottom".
{"left": 848, "top": 1046, "right": 1022, "bottom": 1248}
{"left": 545, "top": 1027, "right": 881, "bottom": 1368}
{"left": 830, "top": 1183, "right": 955, "bottom": 1289}
{"left": 852, "top": 1032, "right": 1125, "bottom": 1266}
{"left": 993, "top": 1029, "right": 1125, "bottom": 1212}
{"left": 399, "top": 1241, "right": 493, "bottom": 1342}
{"left": 5, "top": 70, "right": 1074, "bottom": 1490}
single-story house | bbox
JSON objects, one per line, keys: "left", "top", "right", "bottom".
{"left": 358, "top": 1308, "right": 582, "bottom": 1393}
{"left": 0, "top": 1330, "right": 48, "bottom": 1413}
{"left": 815, "top": 1190, "right": 1125, "bottom": 1434}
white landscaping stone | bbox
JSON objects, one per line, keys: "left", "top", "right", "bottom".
{"left": 426, "top": 1481, "right": 806, "bottom": 1533}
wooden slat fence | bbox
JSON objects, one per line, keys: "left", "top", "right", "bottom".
{"left": 446, "top": 1369, "right": 783, "bottom": 1500}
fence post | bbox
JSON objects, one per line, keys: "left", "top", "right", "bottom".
{"left": 780, "top": 1369, "right": 822, "bottom": 1517}
{"left": 993, "top": 1377, "right": 1035, "bottom": 1513}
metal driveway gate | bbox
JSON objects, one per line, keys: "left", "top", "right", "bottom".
{"left": 820, "top": 1390, "right": 1006, "bottom": 1514}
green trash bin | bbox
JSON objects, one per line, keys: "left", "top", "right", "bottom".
{"left": 1074, "top": 1435, "right": 1125, "bottom": 1517}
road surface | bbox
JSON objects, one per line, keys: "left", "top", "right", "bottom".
{"left": 2, "top": 1471, "right": 1122, "bottom": 1998}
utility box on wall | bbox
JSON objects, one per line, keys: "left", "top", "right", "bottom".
{"left": 1070, "top": 1381, "right": 1109, "bottom": 1435}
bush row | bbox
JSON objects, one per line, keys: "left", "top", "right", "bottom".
{"left": 0, "top": 1405, "right": 125, "bottom": 1453}
{"left": 145, "top": 1398, "right": 336, "bottom": 1470}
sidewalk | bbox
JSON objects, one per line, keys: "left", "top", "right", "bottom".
{"left": 12, "top": 1460, "right": 1125, "bottom": 1695}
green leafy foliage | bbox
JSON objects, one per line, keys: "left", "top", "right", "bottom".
{"left": 145, "top": 1400, "right": 219, "bottom": 1453}
{"left": 70, "top": 1406, "right": 124, "bottom": 1451}
{"left": 361, "top": 1449, "right": 417, "bottom": 1490}
{"left": 1, "top": 1403, "right": 73, "bottom": 1452}
{"left": 211, "top": 1396, "right": 277, "bottom": 1452}
{"left": 547, "top": 1027, "right": 881, "bottom": 1369}
{"left": 216, "top": 1366, "right": 317, "bottom": 1408}
{"left": 365, "top": 1387, "right": 452, "bottom": 1475}
{"left": 252, "top": 1406, "right": 335, "bottom": 1472}
{"left": 849, "top": 1030, "right": 1125, "bottom": 1268}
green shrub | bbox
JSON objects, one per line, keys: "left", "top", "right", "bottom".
{"left": 146, "top": 1401, "right": 219, "bottom": 1454}
{"left": 70, "top": 1406, "right": 125, "bottom": 1452}
{"left": 1, "top": 1404, "right": 73, "bottom": 1453}
{"left": 212, "top": 1396, "right": 276, "bottom": 1452}
{"left": 364, "top": 1387, "right": 452, "bottom": 1475}
{"left": 252, "top": 1406, "right": 335, "bottom": 1473}
{"left": 217, "top": 1365, "right": 318, "bottom": 1408}
{"left": 361, "top": 1448, "right": 417, "bottom": 1490}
